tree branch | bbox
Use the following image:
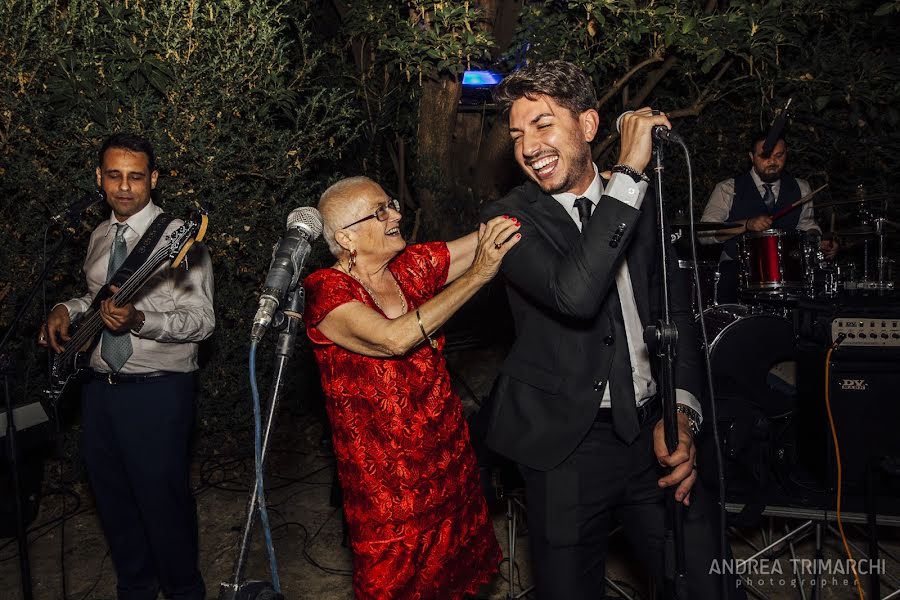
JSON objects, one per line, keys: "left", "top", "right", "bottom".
{"left": 596, "top": 55, "right": 664, "bottom": 110}
{"left": 592, "top": 58, "right": 735, "bottom": 161}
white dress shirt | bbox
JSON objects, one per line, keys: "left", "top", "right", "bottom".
{"left": 58, "top": 200, "right": 215, "bottom": 374}
{"left": 553, "top": 167, "right": 702, "bottom": 419}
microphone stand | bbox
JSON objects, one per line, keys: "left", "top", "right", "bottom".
{"left": 644, "top": 141, "right": 687, "bottom": 600}
{"left": 0, "top": 223, "right": 78, "bottom": 600}
{"left": 218, "top": 289, "right": 304, "bottom": 600}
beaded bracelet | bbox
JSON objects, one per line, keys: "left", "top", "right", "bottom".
{"left": 416, "top": 309, "right": 438, "bottom": 350}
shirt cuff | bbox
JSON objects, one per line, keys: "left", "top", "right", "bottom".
{"left": 675, "top": 389, "right": 703, "bottom": 425}
{"left": 605, "top": 173, "right": 648, "bottom": 209}
{"left": 136, "top": 310, "right": 165, "bottom": 339}
{"left": 55, "top": 301, "right": 86, "bottom": 321}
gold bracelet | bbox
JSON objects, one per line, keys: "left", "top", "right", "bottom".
{"left": 416, "top": 309, "right": 438, "bottom": 350}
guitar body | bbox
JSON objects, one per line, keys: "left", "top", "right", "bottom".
{"left": 44, "top": 214, "right": 208, "bottom": 410}
{"left": 47, "top": 338, "right": 95, "bottom": 408}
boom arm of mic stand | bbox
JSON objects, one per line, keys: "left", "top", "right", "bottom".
{"left": 220, "top": 289, "right": 303, "bottom": 599}
{"left": 648, "top": 143, "right": 688, "bottom": 600}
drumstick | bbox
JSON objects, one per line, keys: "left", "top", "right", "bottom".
{"left": 770, "top": 184, "right": 828, "bottom": 220}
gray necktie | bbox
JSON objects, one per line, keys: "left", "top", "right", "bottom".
{"left": 101, "top": 224, "right": 133, "bottom": 372}
{"left": 762, "top": 183, "right": 776, "bottom": 213}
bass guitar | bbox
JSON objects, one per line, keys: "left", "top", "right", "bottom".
{"left": 45, "top": 213, "right": 208, "bottom": 408}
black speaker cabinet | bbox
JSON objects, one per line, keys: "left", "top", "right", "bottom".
{"left": 796, "top": 344, "right": 900, "bottom": 491}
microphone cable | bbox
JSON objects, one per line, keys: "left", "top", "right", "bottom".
{"left": 249, "top": 339, "right": 281, "bottom": 592}
{"left": 672, "top": 136, "right": 730, "bottom": 600}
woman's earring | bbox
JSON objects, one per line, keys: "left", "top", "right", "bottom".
{"left": 348, "top": 249, "right": 357, "bottom": 273}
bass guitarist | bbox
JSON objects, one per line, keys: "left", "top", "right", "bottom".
{"left": 39, "top": 133, "right": 214, "bottom": 600}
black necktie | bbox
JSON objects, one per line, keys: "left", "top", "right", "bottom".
{"left": 607, "top": 288, "right": 641, "bottom": 443}
{"left": 574, "top": 196, "right": 593, "bottom": 232}
{"left": 575, "top": 196, "right": 641, "bottom": 441}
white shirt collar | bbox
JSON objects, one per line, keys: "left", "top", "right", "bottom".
{"left": 552, "top": 163, "right": 604, "bottom": 216}
{"left": 103, "top": 199, "right": 162, "bottom": 238}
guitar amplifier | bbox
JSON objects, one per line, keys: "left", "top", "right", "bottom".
{"left": 795, "top": 297, "right": 900, "bottom": 491}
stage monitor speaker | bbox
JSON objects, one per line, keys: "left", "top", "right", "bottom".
{"left": 796, "top": 346, "right": 900, "bottom": 492}
{"left": 1, "top": 400, "right": 52, "bottom": 538}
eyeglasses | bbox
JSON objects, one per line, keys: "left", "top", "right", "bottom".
{"left": 340, "top": 198, "right": 401, "bottom": 229}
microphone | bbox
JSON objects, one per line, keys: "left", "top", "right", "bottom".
{"left": 615, "top": 110, "right": 683, "bottom": 144}
{"left": 761, "top": 97, "right": 792, "bottom": 157}
{"left": 250, "top": 206, "right": 323, "bottom": 342}
{"left": 50, "top": 190, "right": 106, "bottom": 224}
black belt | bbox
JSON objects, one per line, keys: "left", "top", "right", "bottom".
{"left": 595, "top": 395, "right": 661, "bottom": 425}
{"left": 89, "top": 370, "right": 177, "bottom": 385}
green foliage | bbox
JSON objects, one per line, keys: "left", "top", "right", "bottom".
{"left": 342, "top": 0, "right": 494, "bottom": 83}
{"left": 0, "top": 0, "right": 361, "bottom": 438}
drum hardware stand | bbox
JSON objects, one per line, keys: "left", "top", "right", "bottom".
{"left": 646, "top": 141, "right": 689, "bottom": 600}
{"left": 218, "top": 290, "right": 304, "bottom": 600}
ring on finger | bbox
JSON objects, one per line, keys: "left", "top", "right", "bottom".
{"left": 652, "top": 109, "right": 661, "bottom": 116}
{"left": 494, "top": 242, "right": 502, "bottom": 250}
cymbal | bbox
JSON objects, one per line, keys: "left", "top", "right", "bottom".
{"left": 831, "top": 225, "right": 876, "bottom": 236}
{"left": 671, "top": 221, "right": 744, "bottom": 231}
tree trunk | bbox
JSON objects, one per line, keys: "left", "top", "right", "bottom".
{"left": 415, "top": 76, "right": 462, "bottom": 237}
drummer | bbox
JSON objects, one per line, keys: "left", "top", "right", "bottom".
{"left": 700, "top": 133, "right": 839, "bottom": 303}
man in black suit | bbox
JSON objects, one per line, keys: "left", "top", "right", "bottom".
{"left": 481, "top": 61, "right": 738, "bottom": 599}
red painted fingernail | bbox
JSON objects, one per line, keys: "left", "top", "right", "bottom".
{"left": 515, "top": 233, "right": 521, "bottom": 238}
{"left": 502, "top": 215, "right": 509, "bottom": 219}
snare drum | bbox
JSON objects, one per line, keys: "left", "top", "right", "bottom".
{"left": 738, "top": 229, "right": 815, "bottom": 295}
{"left": 700, "top": 304, "right": 797, "bottom": 418}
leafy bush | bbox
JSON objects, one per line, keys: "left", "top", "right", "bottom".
{"left": 0, "top": 0, "right": 361, "bottom": 439}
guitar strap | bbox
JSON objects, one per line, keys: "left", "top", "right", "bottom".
{"left": 89, "top": 213, "right": 175, "bottom": 309}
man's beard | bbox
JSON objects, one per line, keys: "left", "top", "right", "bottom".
{"left": 538, "top": 149, "right": 592, "bottom": 195}
{"left": 757, "top": 167, "right": 782, "bottom": 183}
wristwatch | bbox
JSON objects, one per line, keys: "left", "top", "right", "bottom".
{"left": 676, "top": 404, "right": 701, "bottom": 436}
{"left": 131, "top": 312, "right": 146, "bottom": 335}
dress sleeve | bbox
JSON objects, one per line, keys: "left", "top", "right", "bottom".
{"left": 303, "top": 269, "right": 362, "bottom": 345}
{"left": 390, "top": 242, "right": 450, "bottom": 298}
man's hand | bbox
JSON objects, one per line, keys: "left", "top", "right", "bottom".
{"left": 40, "top": 305, "right": 72, "bottom": 354}
{"left": 820, "top": 238, "right": 839, "bottom": 260}
{"left": 745, "top": 215, "right": 773, "bottom": 232}
{"left": 653, "top": 412, "right": 698, "bottom": 506}
{"left": 99, "top": 285, "right": 144, "bottom": 333}
{"left": 616, "top": 107, "right": 673, "bottom": 174}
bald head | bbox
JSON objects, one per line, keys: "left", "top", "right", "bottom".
{"left": 319, "top": 176, "right": 383, "bottom": 257}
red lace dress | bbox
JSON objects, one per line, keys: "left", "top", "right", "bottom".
{"left": 304, "top": 242, "right": 501, "bottom": 600}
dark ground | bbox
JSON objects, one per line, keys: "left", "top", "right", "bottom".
{"left": 2, "top": 347, "right": 900, "bottom": 600}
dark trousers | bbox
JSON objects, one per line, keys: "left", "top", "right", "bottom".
{"left": 81, "top": 373, "right": 204, "bottom": 600}
{"left": 519, "top": 413, "right": 743, "bottom": 600}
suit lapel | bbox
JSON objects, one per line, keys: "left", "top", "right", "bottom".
{"left": 522, "top": 182, "right": 580, "bottom": 254}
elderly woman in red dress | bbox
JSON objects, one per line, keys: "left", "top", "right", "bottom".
{"left": 303, "top": 176, "right": 520, "bottom": 599}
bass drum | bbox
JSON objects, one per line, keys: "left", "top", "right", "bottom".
{"left": 700, "top": 304, "right": 797, "bottom": 418}
{"left": 698, "top": 305, "right": 799, "bottom": 510}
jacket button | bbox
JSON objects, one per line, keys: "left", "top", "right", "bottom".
{"left": 603, "top": 335, "right": 614, "bottom": 345}
{"left": 593, "top": 379, "right": 603, "bottom": 391}
{"left": 610, "top": 240, "right": 619, "bottom": 248}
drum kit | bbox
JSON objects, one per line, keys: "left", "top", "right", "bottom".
{"left": 673, "top": 186, "right": 899, "bottom": 503}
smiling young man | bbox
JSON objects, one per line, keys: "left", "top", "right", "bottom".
{"left": 40, "top": 134, "right": 214, "bottom": 600}
{"left": 480, "top": 61, "right": 740, "bottom": 599}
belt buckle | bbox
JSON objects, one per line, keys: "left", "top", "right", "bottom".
{"left": 107, "top": 372, "right": 116, "bottom": 385}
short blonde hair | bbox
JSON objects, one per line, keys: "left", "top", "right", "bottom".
{"left": 318, "top": 176, "right": 380, "bottom": 257}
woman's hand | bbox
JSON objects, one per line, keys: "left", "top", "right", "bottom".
{"left": 468, "top": 216, "right": 522, "bottom": 282}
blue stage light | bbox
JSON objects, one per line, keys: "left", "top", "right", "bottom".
{"left": 462, "top": 70, "right": 502, "bottom": 86}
